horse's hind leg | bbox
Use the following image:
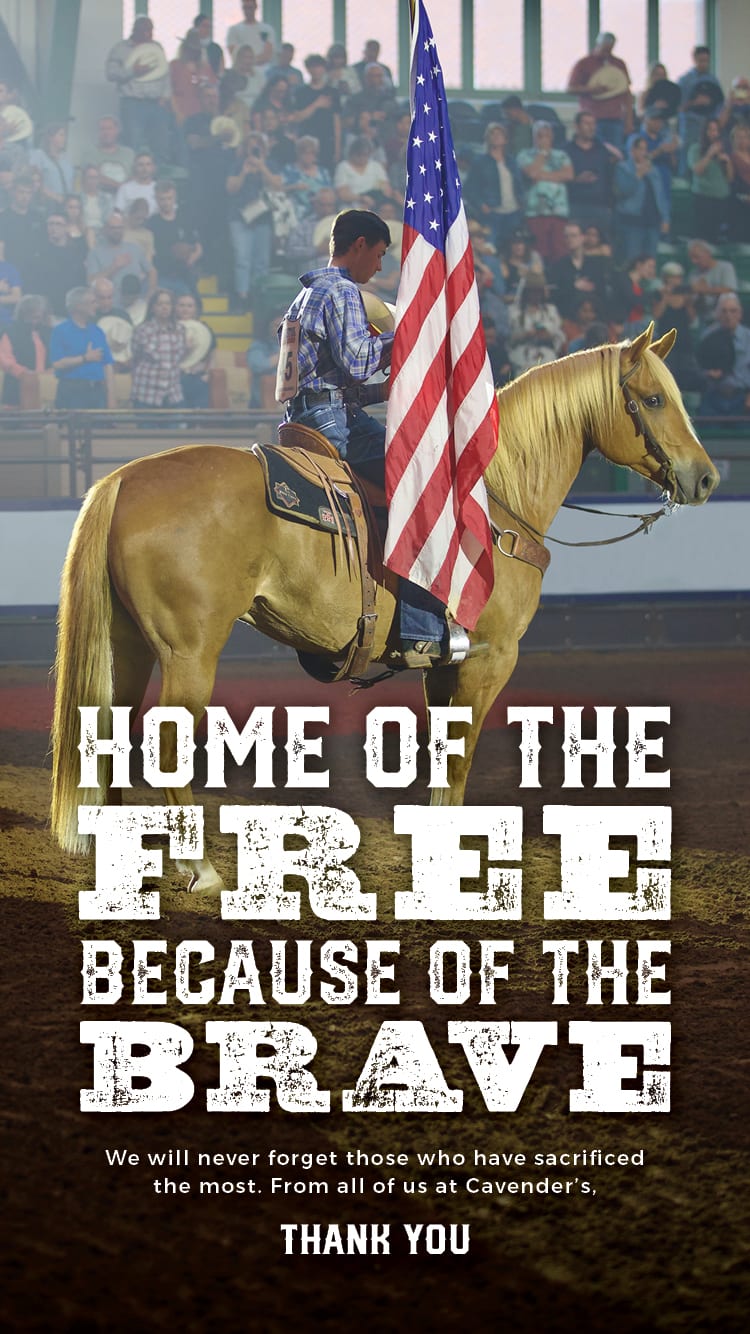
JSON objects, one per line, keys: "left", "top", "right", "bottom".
{"left": 111, "top": 591, "right": 155, "bottom": 715}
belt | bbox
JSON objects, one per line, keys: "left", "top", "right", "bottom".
{"left": 294, "top": 387, "right": 344, "bottom": 407}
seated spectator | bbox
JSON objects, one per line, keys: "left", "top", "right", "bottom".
{"left": 169, "top": 30, "right": 217, "bottom": 128}
{"left": 0, "top": 293, "right": 49, "bottom": 404}
{"left": 613, "top": 135, "right": 669, "bottom": 262}
{"left": 284, "top": 186, "right": 337, "bottom": 271}
{"left": 500, "top": 229, "right": 545, "bottom": 304}
{"left": 86, "top": 209, "right": 155, "bottom": 303}
{"left": 265, "top": 42, "right": 304, "bottom": 91}
{"left": 105, "top": 15, "right": 170, "bottom": 161}
{"left": 727, "top": 122, "right": 750, "bottom": 241}
{"left": 697, "top": 292, "right": 750, "bottom": 416}
{"left": 325, "top": 44, "right": 360, "bottom": 98}
{"left": 609, "top": 253, "right": 654, "bottom": 326}
{"left": 464, "top": 122, "right": 525, "bottom": 252}
{"left": 123, "top": 198, "right": 155, "bottom": 265}
{"left": 567, "top": 310, "right": 608, "bottom": 353}
{"left": 175, "top": 290, "right": 214, "bottom": 408}
{"left": 0, "top": 236, "right": 21, "bottom": 325}
{"left": 190, "top": 13, "right": 224, "bottom": 78}
{"left": 29, "top": 123, "right": 75, "bottom": 206}
{"left": 653, "top": 283, "right": 702, "bottom": 390}
{"left": 224, "top": 131, "right": 279, "bottom": 306}
{"left": 0, "top": 175, "right": 45, "bottom": 278}
{"left": 507, "top": 274, "right": 565, "bottom": 375}
{"left": 638, "top": 62, "right": 668, "bottom": 119}
{"left": 482, "top": 315, "right": 512, "bottom": 386}
{"left": 131, "top": 287, "right": 187, "bottom": 418}
{"left": 48, "top": 285, "right": 114, "bottom": 408}
{"left": 384, "top": 107, "right": 411, "bottom": 196}
{"left": 27, "top": 211, "right": 87, "bottom": 318}
{"left": 82, "top": 116, "right": 134, "bottom": 195}
{"left": 548, "top": 219, "right": 610, "bottom": 323}
{"left": 283, "top": 136, "right": 331, "bottom": 219}
{"left": 499, "top": 95, "right": 534, "bottom": 156}
{"left": 517, "top": 121, "right": 574, "bottom": 262}
{"left": 343, "top": 108, "right": 387, "bottom": 163}
{"left": 687, "top": 239, "right": 738, "bottom": 325}
{"left": 582, "top": 221, "right": 612, "bottom": 257}
{"left": 147, "top": 180, "right": 202, "bottom": 295}
{"left": 80, "top": 166, "right": 112, "bottom": 238}
{"left": 566, "top": 110, "right": 616, "bottom": 237}
{"left": 687, "top": 116, "right": 733, "bottom": 242}
{"left": 115, "top": 151, "right": 158, "bottom": 216}
{"left": 288, "top": 57, "right": 341, "bottom": 175}
{"left": 333, "top": 136, "right": 397, "bottom": 211}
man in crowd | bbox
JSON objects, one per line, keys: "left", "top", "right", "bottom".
{"left": 48, "top": 286, "right": 114, "bottom": 408}
{"left": 147, "top": 180, "right": 202, "bottom": 294}
{"left": 548, "top": 219, "right": 609, "bottom": 324}
{"left": 698, "top": 293, "right": 750, "bottom": 416}
{"left": 226, "top": 0, "right": 276, "bottom": 67}
{"left": 115, "top": 151, "right": 158, "bottom": 216}
{"left": 678, "top": 46, "right": 724, "bottom": 174}
{"left": 86, "top": 209, "right": 155, "bottom": 303}
{"left": 353, "top": 40, "right": 393, "bottom": 90}
{"left": 92, "top": 274, "right": 132, "bottom": 323}
{"left": 568, "top": 32, "right": 633, "bottom": 150}
{"left": 82, "top": 115, "right": 134, "bottom": 194}
{"left": 290, "top": 55, "right": 341, "bottom": 174}
{"left": 0, "top": 174, "right": 45, "bottom": 278}
{"left": 566, "top": 110, "right": 616, "bottom": 234}
{"left": 27, "top": 211, "right": 87, "bottom": 317}
{"left": 105, "top": 15, "right": 170, "bottom": 160}
{"left": 687, "top": 239, "right": 738, "bottom": 324}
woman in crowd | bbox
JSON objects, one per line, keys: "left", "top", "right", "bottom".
{"left": 0, "top": 294, "right": 49, "bottom": 406}
{"left": 727, "top": 122, "right": 750, "bottom": 241}
{"left": 170, "top": 30, "right": 217, "bottom": 127}
{"left": 63, "top": 194, "right": 90, "bottom": 265}
{"left": 464, "top": 121, "right": 525, "bottom": 252}
{"left": 687, "top": 116, "right": 733, "bottom": 242}
{"left": 638, "top": 62, "right": 669, "bottom": 118}
{"left": 613, "top": 135, "right": 670, "bottom": 261}
{"left": 500, "top": 230, "right": 545, "bottom": 305}
{"left": 582, "top": 222, "right": 613, "bottom": 258}
{"left": 29, "top": 123, "right": 75, "bottom": 205}
{"left": 80, "top": 165, "right": 111, "bottom": 239}
{"left": 123, "top": 197, "right": 155, "bottom": 265}
{"left": 250, "top": 73, "right": 294, "bottom": 126}
{"left": 333, "top": 135, "right": 397, "bottom": 211}
{"left": 283, "top": 136, "right": 331, "bottom": 220}
{"left": 516, "top": 121, "right": 573, "bottom": 262}
{"left": 225, "top": 131, "right": 280, "bottom": 307}
{"left": 131, "top": 287, "right": 187, "bottom": 420}
{"left": 507, "top": 274, "right": 565, "bottom": 376}
{"left": 175, "top": 291, "right": 215, "bottom": 409}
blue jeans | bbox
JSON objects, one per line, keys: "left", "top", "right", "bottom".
{"left": 285, "top": 394, "right": 448, "bottom": 646}
{"left": 595, "top": 118, "right": 625, "bottom": 151}
{"left": 616, "top": 220, "right": 660, "bottom": 263}
{"left": 229, "top": 218, "right": 272, "bottom": 300}
{"left": 120, "top": 98, "right": 170, "bottom": 161}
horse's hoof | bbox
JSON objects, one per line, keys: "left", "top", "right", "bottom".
{"left": 186, "top": 872, "right": 224, "bottom": 896}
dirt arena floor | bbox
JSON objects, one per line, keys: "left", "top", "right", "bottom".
{"left": 1, "top": 648, "right": 748, "bottom": 1333}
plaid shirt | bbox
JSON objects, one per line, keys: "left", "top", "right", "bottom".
{"left": 132, "top": 319, "right": 187, "bottom": 405}
{"left": 285, "top": 265, "right": 393, "bottom": 396}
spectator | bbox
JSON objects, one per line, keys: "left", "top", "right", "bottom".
{"left": 728, "top": 122, "right": 750, "bottom": 241}
{"left": 48, "top": 285, "right": 114, "bottom": 408}
{"left": 0, "top": 175, "right": 45, "bottom": 277}
{"left": 353, "top": 40, "right": 394, "bottom": 90}
{"left": 631, "top": 111, "right": 680, "bottom": 224}
{"left": 0, "top": 293, "right": 49, "bottom": 405}
{"left": 0, "top": 152, "right": 14, "bottom": 210}
{"left": 289, "top": 57, "right": 341, "bottom": 174}
{"left": 123, "top": 198, "right": 155, "bottom": 265}
{"left": 326, "top": 44, "right": 360, "bottom": 98}
{"left": 191, "top": 13, "right": 224, "bottom": 78}
{"left": 92, "top": 274, "right": 131, "bottom": 323}
{"left": 697, "top": 292, "right": 750, "bottom": 417}
{"left": 687, "top": 239, "right": 738, "bottom": 325}
{"left": 0, "top": 80, "right": 33, "bottom": 164}
{"left": 609, "top": 253, "right": 654, "bottom": 327}
{"left": 115, "top": 151, "right": 158, "bottom": 216}
{"left": 582, "top": 221, "right": 612, "bottom": 257}
{"left": 120, "top": 272, "right": 147, "bottom": 326}
{"left": 175, "top": 291, "right": 214, "bottom": 408}
{"left": 86, "top": 209, "right": 155, "bottom": 303}
{"left": 507, "top": 273, "right": 565, "bottom": 375}
{"left": 613, "top": 135, "right": 669, "bottom": 262}
{"left": 265, "top": 42, "right": 304, "bottom": 91}
{"left": 230, "top": 45, "right": 266, "bottom": 114}
{"left": 225, "top": 130, "right": 279, "bottom": 307}
{"left": 718, "top": 76, "right": 750, "bottom": 138}
{"left": 131, "top": 287, "right": 187, "bottom": 419}
{"left": 517, "top": 121, "right": 573, "bottom": 262}
{"left": 687, "top": 117, "right": 733, "bottom": 243}
{"left": 29, "top": 123, "right": 75, "bottom": 206}
{"left": 567, "top": 32, "right": 633, "bottom": 151}
{"left": 225, "top": 0, "right": 276, "bottom": 68}
{"left": 464, "top": 122, "right": 525, "bottom": 251}
{"left": 638, "top": 62, "right": 668, "bottom": 118}
{"left": 566, "top": 303, "right": 605, "bottom": 352}
{"left": 0, "top": 236, "right": 21, "bottom": 325}
{"left": 285, "top": 186, "right": 338, "bottom": 270}
{"left": 677, "top": 46, "right": 724, "bottom": 176}
{"left": 499, "top": 229, "right": 545, "bottom": 304}
{"left": 481, "top": 315, "right": 512, "bottom": 386}
{"left": 257, "top": 107, "right": 297, "bottom": 172}
{"left": 105, "top": 15, "right": 171, "bottom": 161}
{"left": 499, "top": 95, "right": 534, "bottom": 156}
{"left": 334, "top": 136, "right": 397, "bottom": 212}
{"left": 652, "top": 283, "right": 702, "bottom": 391}
{"left": 147, "top": 181, "right": 202, "bottom": 295}
{"left": 247, "top": 311, "right": 280, "bottom": 407}
{"left": 169, "top": 30, "right": 217, "bottom": 128}
{"left": 81, "top": 117, "right": 134, "bottom": 196}
{"left": 184, "top": 87, "right": 232, "bottom": 284}
{"left": 566, "top": 110, "right": 616, "bottom": 236}
{"left": 283, "top": 136, "right": 331, "bottom": 219}
{"left": 27, "top": 211, "right": 87, "bottom": 318}
{"left": 93, "top": 273, "right": 134, "bottom": 370}
{"left": 342, "top": 63, "right": 397, "bottom": 137}
{"left": 548, "top": 219, "right": 609, "bottom": 324}
{"left": 63, "top": 194, "right": 90, "bottom": 256}
{"left": 384, "top": 107, "right": 411, "bottom": 196}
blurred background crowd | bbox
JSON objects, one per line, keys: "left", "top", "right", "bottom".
{"left": 0, "top": 3, "right": 749, "bottom": 418}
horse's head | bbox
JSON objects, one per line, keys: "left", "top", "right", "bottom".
{"left": 603, "top": 324, "right": 720, "bottom": 505}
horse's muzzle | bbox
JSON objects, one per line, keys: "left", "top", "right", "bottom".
{"left": 674, "top": 458, "right": 721, "bottom": 505}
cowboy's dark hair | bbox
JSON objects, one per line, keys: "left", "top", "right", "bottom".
{"left": 330, "top": 210, "right": 391, "bottom": 256}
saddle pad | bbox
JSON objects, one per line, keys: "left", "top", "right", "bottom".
{"left": 252, "top": 442, "right": 357, "bottom": 537}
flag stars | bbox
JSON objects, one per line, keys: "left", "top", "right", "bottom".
{"left": 429, "top": 219, "right": 439, "bottom": 231}
{"left": 428, "top": 130, "right": 437, "bottom": 143}
{"left": 406, "top": 197, "right": 415, "bottom": 209}
{"left": 424, "top": 191, "right": 433, "bottom": 203}
{"left": 418, "top": 163, "right": 427, "bottom": 175}
{"left": 412, "top": 135, "right": 423, "bottom": 148}
{"left": 416, "top": 73, "right": 425, "bottom": 85}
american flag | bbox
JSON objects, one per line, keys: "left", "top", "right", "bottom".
{"left": 384, "top": 0, "right": 497, "bottom": 631}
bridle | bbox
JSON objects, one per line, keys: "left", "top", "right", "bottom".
{"left": 619, "top": 361, "right": 678, "bottom": 499}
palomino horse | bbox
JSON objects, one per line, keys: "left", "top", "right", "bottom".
{"left": 51, "top": 326, "right": 719, "bottom": 892}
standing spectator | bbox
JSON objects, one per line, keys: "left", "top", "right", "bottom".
{"left": 105, "top": 16, "right": 171, "bottom": 161}
{"left": 92, "top": 274, "right": 131, "bottom": 323}
{"left": 48, "top": 286, "right": 114, "bottom": 408}
{"left": 0, "top": 175, "right": 45, "bottom": 277}
{"left": 79, "top": 166, "right": 111, "bottom": 238}
{"left": 698, "top": 293, "right": 750, "bottom": 417}
{"left": 677, "top": 46, "right": 724, "bottom": 176}
{"left": 613, "top": 136, "right": 670, "bottom": 262}
{"left": 687, "top": 239, "right": 738, "bottom": 325}
{"left": 27, "top": 211, "right": 87, "bottom": 318}
{"left": 464, "top": 122, "right": 525, "bottom": 251}
{"left": 342, "top": 63, "right": 397, "bottom": 138}
{"left": 169, "top": 30, "right": 217, "bottom": 128}
{"left": 63, "top": 194, "right": 90, "bottom": 257}
{"left": 517, "top": 121, "right": 573, "bottom": 262}
{"left": 190, "top": 14, "right": 224, "bottom": 78}
{"left": 718, "top": 77, "right": 750, "bottom": 138}
{"left": 566, "top": 111, "right": 616, "bottom": 236}
{"left": 687, "top": 117, "right": 733, "bottom": 243}
{"left": 630, "top": 111, "right": 680, "bottom": 229}
{"left": 82, "top": 116, "right": 134, "bottom": 195}
{"left": 548, "top": 219, "right": 609, "bottom": 324}
{"left": 499, "top": 230, "right": 545, "bottom": 305}
{"left": 183, "top": 86, "right": 230, "bottom": 283}
{"left": 728, "top": 123, "right": 750, "bottom": 241}
{"left": 225, "top": 1, "right": 276, "bottom": 68}
{"left": 499, "top": 96, "right": 534, "bottom": 156}
{"left": 326, "top": 44, "right": 360, "bottom": 98}
{"left": 229, "top": 46, "right": 266, "bottom": 115}
{"left": 175, "top": 291, "right": 214, "bottom": 408}
{"left": 353, "top": 40, "right": 394, "bottom": 90}
{"left": 257, "top": 107, "right": 297, "bottom": 172}
{"left": 29, "top": 124, "right": 75, "bottom": 206}
{"left": 115, "top": 151, "right": 158, "bottom": 216}
{"left": 251, "top": 72, "right": 295, "bottom": 127}
{"left": 0, "top": 293, "right": 49, "bottom": 405}
{"left": 131, "top": 288, "right": 187, "bottom": 417}
{"left": 86, "top": 209, "right": 155, "bottom": 303}
{"left": 284, "top": 136, "right": 331, "bottom": 219}
{"left": 0, "top": 236, "right": 21, "bottom": 325}
{"left": 507, "top": 274, "right": 565, "bottom": 375}
{"left": 265, "top": 42, "right": 304, "bottom": 91}
{"left": 638, "top": 62, "right": 668, "bottom": 118}
{"left": 582, "top": 222, "right": 612, "bottom": 257}
{"left": 123, "top": 198, "right": 155, "bottom": 266}
{"left": 225, "top": 131, "right": 279, "bottom": 307}
{"left": 567, "top": 32, "right": 633, "bottom": 151}
{"left": 333, "top": 136, "right": 397, "bottom": 212}
{"left": 289, "top": 57, "right": 341, "bottom": 174}
{"left": 147, "top": 181, "right": 202, "bottom": 295}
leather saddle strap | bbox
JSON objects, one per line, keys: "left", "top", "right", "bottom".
{"left": 328, "top": 484, "right": 378, "bottom": 681}
{"left": 492, "top": 522, "right": 551, "bottom": 574}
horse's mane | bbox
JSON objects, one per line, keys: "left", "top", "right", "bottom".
{"left": 486, "top": 345, "right": 622, "bottom": 515}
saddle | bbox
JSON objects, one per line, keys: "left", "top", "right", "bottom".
{"left": 251, "top": 423, "right": 387, "bottom": 682}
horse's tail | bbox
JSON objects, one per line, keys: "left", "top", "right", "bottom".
{"left": 51, "top": 472, "right": 123, "bottom": 854}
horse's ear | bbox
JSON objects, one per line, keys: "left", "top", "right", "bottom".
{"left": 650, "top": 328, "right": 677, "bottom": 360}
{"left": 620, "top": 322, "right": 654, "bottom": 372}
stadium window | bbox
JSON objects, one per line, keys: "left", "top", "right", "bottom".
{"left": 540, "top": 0, "right": 588, "bottom": 93}
{"left": 143, "top": 1, "right": 190, "bottom": 59}
{"left": 280, "top": 0, "right": 334, "bottom": 61}
{"left": 599, "top": 0, "right": 649, "bottom": 92}
{"left": 658, "top": 0, "right": 707, "bottom": 80}
{"left": 474, "top": 0, "right": 524, "bottom": 92}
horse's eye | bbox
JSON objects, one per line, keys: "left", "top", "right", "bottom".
{"left": 642, "top": 394, "right": 663, "bottom": 409}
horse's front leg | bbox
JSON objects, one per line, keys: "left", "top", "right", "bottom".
{"left": 423, "top": 643, "right": 520, "bottom": 806}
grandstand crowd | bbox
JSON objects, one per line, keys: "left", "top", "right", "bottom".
{"left": 0, "top": 4, "right": 749, "bottom": 417}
